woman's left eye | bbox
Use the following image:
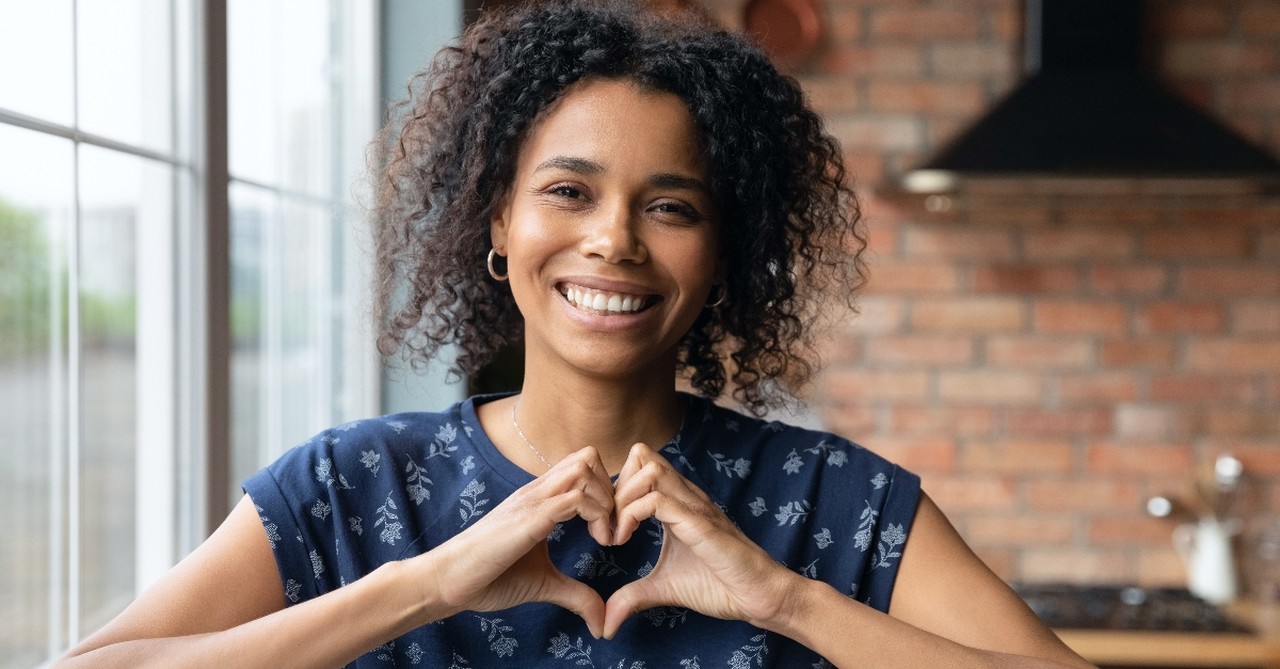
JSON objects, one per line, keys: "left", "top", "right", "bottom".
{"left": 550, "top": 185, "right": 582, "bottom": 199}
{"left": 651, "top": 201, "right": 701, "bottom": 220}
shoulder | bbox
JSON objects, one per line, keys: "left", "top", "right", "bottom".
{"left": 685, "top": 397, "right": 913, "bottom": 492}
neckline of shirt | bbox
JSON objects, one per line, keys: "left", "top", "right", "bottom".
{"left": 460, "top": 391, "right": 710, "bottom": 489}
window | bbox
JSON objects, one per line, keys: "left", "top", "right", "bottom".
{"left": 0, "top": 1, "right": 378, "bottom": 663}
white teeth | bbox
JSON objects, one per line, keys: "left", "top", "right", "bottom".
{"left": 561, "top": 284, "right": 648, "bottom": 314}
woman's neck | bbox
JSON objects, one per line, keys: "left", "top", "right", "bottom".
{"left": 477, "top": 356, "right": 688, "bottom": 475}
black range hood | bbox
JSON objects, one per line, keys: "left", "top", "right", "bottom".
{"left": 901, "top": 0, "right": 1280, "bottom": 193}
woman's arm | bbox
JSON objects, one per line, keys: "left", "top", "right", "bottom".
{"left": 58, "top": 446, "right": 618, "bottom": 668}
{"left": 767, "top": 493, "right": 1095, "bottom": 669}
{"left": 607, "top": 445, "right": 1096, "bottom": 669}
{"left": 54, "top": 495, "right": 451, "bottom": 669}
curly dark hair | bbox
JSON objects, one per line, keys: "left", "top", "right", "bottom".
{"left": 373, "top": 0, "right": 866, "bottom": 415}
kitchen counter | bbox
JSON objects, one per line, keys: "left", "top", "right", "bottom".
{"left": 1055, "top": 601, "right": 1280, "bottom": 668}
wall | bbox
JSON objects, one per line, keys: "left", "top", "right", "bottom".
{"left": 708, "top": 0, "right": 1280, "bottom": 588}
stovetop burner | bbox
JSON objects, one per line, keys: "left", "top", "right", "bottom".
{"left": 1013, "top": 583, "right": 1253, "bottom": 633}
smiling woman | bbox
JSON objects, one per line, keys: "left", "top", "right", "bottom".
{"left": 55, "top": 1, "right": 1094, "bottom": 667}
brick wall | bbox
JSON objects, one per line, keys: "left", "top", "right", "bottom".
{"left": 707, "top": 0, "right": 1280, "bottom": 588}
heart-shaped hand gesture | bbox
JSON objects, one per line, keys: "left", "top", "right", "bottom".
{"left": 423, "top": 444, "right": 800, "bottom": 639}
{"left": 603, "top": 443, "right": 799, "bottom": 638}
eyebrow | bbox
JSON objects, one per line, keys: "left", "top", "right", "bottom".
{"left": 534, "top": 155, "right": 711, "bottom": 194}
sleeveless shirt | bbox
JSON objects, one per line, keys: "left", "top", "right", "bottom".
{"left": 243, "top": 393, "right": 921, "bottom": 668}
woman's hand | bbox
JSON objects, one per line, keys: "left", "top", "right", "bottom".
{"left": 424, "top": 446, "right": 616, "bottom": 638}
{"left": 602, "top": 443, "right": 804, "bottom": 638}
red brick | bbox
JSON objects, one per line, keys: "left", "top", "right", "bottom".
{"left": 888, "top": 406, "right": 997, "bottom": 436}
{"left": 798, "top": 77, "right": 861, "bottom": 115}
{"left": 1026, "top": 479, "right": 1142, "bottom": 512}
{"left": 930, "top": 43, "right": 1017, "bottom": 77}
{"left": 912, "top": 297, "right": 1026, "bottom": 332}
{"left": 1136, "top": 549, "right": 1188, "bottom": 588}
{"left": 1056, "top": 373, "right": 1141, "bottom": 404}
{"left": 1136, "top": 302, "right": 1225, "bottom": 334}
{"left": 989, "top": 4, "right": 1020, "bottom": 40}
{"left": 986, "top": 336, "right": 1093, "bottom": 369}
{"left": 820, "top": 368, "right": 930, "bottom": 401}
{"left": 866, "top": 437, "right": 956, "bottom": 473}
{"left": 827, "top": 6, "right": 863, "bottom": 42}
{"left": 1088, "top": 516, "right": 1175, "bottom": 546}
{"left": 973, "top": 264, "right": 1080, "bottom": 294}
{"left": 961, "top": 439, "right": 1075, "bottom": 474}
{"left": 1144, "top": 228, "right": 1252, "bottom": 258}
{"left": 867, "top": 81, "right": 986, "bottom": 114}
{"left": 1179, "top": 267, "right": 1280, "bottom": 296}
{"left": 1260, "top": 230, "right": 1280, "bottom": 258}
{"left": 902, "top": 226, "right": 1017, "bottom": 260}
{"left": 1034, "top": 300, "right": 1129, "bottom": 335}
{"left": 820, "top": 45, "right": 927, "bottom": 77}
{"left": 1150, "top": 3, "right": 1234, "bottom": 38}
{"left": 819, "top": 402, "right": 877, "bottom": 439}
{"left": 966, "top": 514, "right": 1076, "bottom": 545}
{"left": 962, "top": 203, "right": 1054, "bottom": 228}
{"left": 1087, "top": 441, "right": 1193, "bottom": 475}
{"left": 1150, "top": 375, "right": 1257, "bottom": 403}
{"left": 1178, "top": 207, "right": 1280, "bottom": 227}
{"left": 826, "top": 115, "right": 923, "bottom": 151}
{"left": 1020, "top": 548, "right": 1133, "bottom": 584}
{"left": 864, "top": 334, "right": 976, "bottom": 366}
{"left": 863, "top": 261, "right": 960, "bottom": 293}
{"left": 926, "top": 476, "right": 1018, "bottom": 511}
{"left": 869, "top": 8, "right": 982, "bottom": 40}
{"left": 1060, "top": 203, "right": 1161, "bottom": 226}
{"left": 1163, "top": 42, "right": 1278, "bottom": 77}
{"left": 1186, "top": 340, "right": 1280, "bottom": 372}
{"left": 1202, "top": 442, "right": 1280, "bottom": 475}
{"left": 1224, "top": 81, "right": 1280, "bottom": 113}
{"left": 1100, "top": 339, "right": 1177, "bottom": 367}
{"left": 937, "top": 370, "right": 1044, "bottom": 405}
{"left": 816, "top": 333, "right": 862, "bottom": 365}
{"left": 1233, "top": 301, "right": 1280, "bottom": 334}
{"left": 845, "top": 296, "right": 905, "bottom": 334}
{"left": 1200, "top": 409, "right": 1279, "bottom": 438}
{"left": 1024, "top": 229, "right": 1137, "bottom": 260}
{"left": 1089, "top": 265, "right": 1169, "bottom": 295}
{"left": 1241, "top": 3, "right": 1280, "bottom": 36}
{"left": 1114, "top": 405, "right": 1196, "bottom": 439}
{"left": 1005, "top": 408, "right": 1114, "bottom": 437}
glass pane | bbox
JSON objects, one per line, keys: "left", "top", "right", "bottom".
{"left": 77, "top": 0, "right": 174, "bottom": 154}
{"left": 76, "top": 146, "right": 173, "bottom": 635}
{"left": 230, "top": 184, "right": 348, "bottom": 499}
{"left": 228, "top": 0, "right": 334, "bottom": 196}
{"left": 0, "top": 0, "right": 74, "bottom": 125}
{"left": 0, "top": 126, "right": 73, "bottom": 665}
{"left": 230, "top": 182, "right": 272, "bottom": 501}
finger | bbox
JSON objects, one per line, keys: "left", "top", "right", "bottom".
{"left": 540, "top": 448, "right": 616, "bottom": 543}
{"left": 603, "top": 577, "right": 666, "bottom": 640}
{"left": 540, "top": 568, "right": 608, "bottom": 640}
{"left": 612, "top": 442, "right": 656, "bottom": 493}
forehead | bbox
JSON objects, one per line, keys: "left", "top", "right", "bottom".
{"left": 513, "top": 77, "right": 709, "bottom": 178}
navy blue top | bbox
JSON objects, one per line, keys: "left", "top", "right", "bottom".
{"left": 244, "top": 394, "right": 921, "bottom": 668}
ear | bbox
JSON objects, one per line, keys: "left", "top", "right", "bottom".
{"left": 490, "top": 191, "right": 512, "bottom": 252}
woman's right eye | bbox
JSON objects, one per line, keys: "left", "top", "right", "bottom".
{"left": 549, "top": 185, "right": 582, "bottom": 199}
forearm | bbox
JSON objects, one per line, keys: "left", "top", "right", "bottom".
{"left": 56, "top": 559, "right": 449, "bottom": 669}
{"left": 764, "top": 577, "right": 1094, "bottom": 669}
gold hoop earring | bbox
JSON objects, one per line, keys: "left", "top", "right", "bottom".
{"left": 707, "top": 283, "right": 727, "bottom": 308}
{"left": 487, "top": 248, "right": 508, "bottom": 282}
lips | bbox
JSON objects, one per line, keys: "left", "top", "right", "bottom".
{"left": 558, "top": 282, "right": 658, "bottom": 315}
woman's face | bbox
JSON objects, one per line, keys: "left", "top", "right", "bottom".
{"left": 491, "top": 77, "right": 722, "bottom": 382}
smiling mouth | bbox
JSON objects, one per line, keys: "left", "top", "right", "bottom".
{"left": 559, "top": 283, "right": 658, "bottom": 315}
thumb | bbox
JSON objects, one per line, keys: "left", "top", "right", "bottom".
{"left": 541, "top": 569, "right": 607, "bottom": 640}
{"left": 603, "top": 578, "right": 665, "bottom": 640}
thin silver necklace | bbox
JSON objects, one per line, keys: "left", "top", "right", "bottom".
{"left": 511, "top": 399, "right": 554, "bottom": 471}
{"left": 510, "top": 397, "right": 688, "bottom": 472}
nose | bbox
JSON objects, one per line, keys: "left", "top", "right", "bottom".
{"left": 579, "top": 202, "right": 646, "bottom": 264}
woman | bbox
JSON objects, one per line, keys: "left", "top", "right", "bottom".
{"left": 59, "top": 2, "right": 1093, "bottom": 667}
